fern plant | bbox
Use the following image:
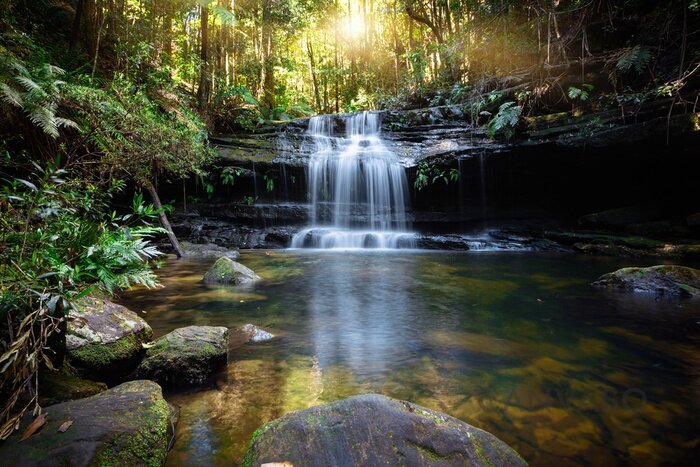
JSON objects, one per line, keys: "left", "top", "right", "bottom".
{"left": 606, "top": 45, "right": 652, "bottom": 85}
{"left": 487, "top": 102, "right": 522, "bottom": 140}
{"left": 0, "top": 60, "right": 78, "bottom": 137}
{"left": 0, "top": 162, "right": 165, "bottom": 438}
{"left": 568, "top": 84, "right": 594, "bottom": 102}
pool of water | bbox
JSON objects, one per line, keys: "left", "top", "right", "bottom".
{"left": 119, "top": 250, "right": 700, "bottom": 466}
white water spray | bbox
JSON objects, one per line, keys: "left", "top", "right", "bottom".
{"left": 290, "top": 111, "right": 415, "bottom": 249}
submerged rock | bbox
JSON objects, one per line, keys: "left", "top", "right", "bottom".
{"left": 181, "top": 241, "right": 240, "bottom": 259}
{"left": 66, "top": 297, "right": 152, "bottom": 382}
{"left": 243, "top": 393, "right": 527, "bottom": 466}
{"left": 240, "top": 323, "right": 275, "bottom": 343}
{"left": 0, "top": 380, "right": 175, "bottom": 466}
{"left": 203, "top": 256, "right": 261, "bottom": 285}
{"left": 135, "top": 326, "right": 229, "bottom": 386}
{"left": 592, "top": 265, "right": 700, "bottom": 297}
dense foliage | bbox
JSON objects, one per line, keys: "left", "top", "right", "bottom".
{"left": 0, "top": 162, "right": 164, "bottom": 438}
{"left": 3, "top": 0, "right": 697, "bottom": 130}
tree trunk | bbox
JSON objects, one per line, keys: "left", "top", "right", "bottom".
{"left": 145, "top": 183, "right": 185, "bottom": 258}
{"left": 197, "top": 5, "right": 210, "bottom": 110}
{"left": 307, "top": 39, "right": 322, "bottom": 110}
{"left": 261, "top": 0, "right": 275, "bottom": 111}
{"left": 70, "top": 0, "right": 85, "bottom": 51}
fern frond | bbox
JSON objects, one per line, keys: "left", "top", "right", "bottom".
{"left": 54, "top": 117, "right": 79, "bottom": 130}
{"left": 15, "top": 76, "right": 42, "bottom": 93}
{"left": 47, "top": 65, "right": 66, "bottom": 76}
{"left": 10, "top": 61, "right": 29, "bottom": 77}
{"left": 28, "top": 106, "right": 59, "bottom": 138}
{"left": 0, "top": 83, "right": 23, "bottom": 108}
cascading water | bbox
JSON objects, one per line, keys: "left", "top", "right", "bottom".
{"left": 290, "top": 111, "right": 415, "bottom": 249}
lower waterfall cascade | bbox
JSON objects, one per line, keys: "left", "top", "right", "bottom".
{"left": 290, "top": 111, "right": 415, "bottom": 249}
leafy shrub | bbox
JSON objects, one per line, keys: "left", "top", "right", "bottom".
{"left": 414, "top": 161, "right": 460, "bottom": 191}
{"left": 487, "top": 102, "right": 522, "bottom": 140}
{"left": 568, "top": 84, "right": 594, "bottom": 102}
{"left": 606, "top": 45, "right": 652, "bottom": 85}
{"left": 63, "top": 79, "right": 212, "bottom": 186}
{"left": 0, "top": 161, "right": 164, "bottom": 439}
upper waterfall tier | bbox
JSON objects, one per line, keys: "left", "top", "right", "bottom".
{"left": 290, "top": 111, "right": 415, "bottom": 249}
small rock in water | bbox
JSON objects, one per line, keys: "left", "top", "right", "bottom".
{"left": 241, "top": 323, "right": 275, "bottom": 343}
{"left": 181, "top": 241, "right": 240, "bottom": 260}
{"left": 203, "top": 256, "right": 261, "bottom": 285}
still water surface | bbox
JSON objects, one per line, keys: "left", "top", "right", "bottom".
{"left": 120, "top": 251, "right": 700, "bottom": 466}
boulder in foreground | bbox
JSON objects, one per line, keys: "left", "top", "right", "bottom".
{"left": 0, "top": 380, "right": 174, "bottom": 466}
{"left": 592, "top": 265, "right": 700, "bottom": 297}
{"left": 243, "top": 393, "right": 527, "bottom": 467}
{"left": 66, "top": 297, "right": 153, "bottom": 381}
{"left": 135, "top": 325, "right": 229, "bottom": 386}
{"left": 203, "top": 256, "right": 261, "bottom": 285}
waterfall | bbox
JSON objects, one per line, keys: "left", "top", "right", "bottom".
{"left": 290, "top": 111, "right": 415, "bottom": 249}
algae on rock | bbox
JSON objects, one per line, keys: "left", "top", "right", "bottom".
{"left": 203, "top": 256, "right": 261, "bottom": 285}
{"left": 66, "top": 297, "right": 153, "bottom": 382}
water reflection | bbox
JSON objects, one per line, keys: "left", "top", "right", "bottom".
{"left": 305, "top": 254, "right": 420, "bottom": 380}
{"left": 119, "top": 251, "right": 700, "bottom": 466}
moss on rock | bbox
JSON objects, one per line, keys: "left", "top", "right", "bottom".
{"left": 0, "top": 381, "right": 175, "bottom": 466}
{"left": 243, "top": 394, "right": 527, "bottom": 466}
{"left": 39, "top": 369, "right": 107, "bottom": 406}
{"left": 203, "top": 256, "right": 261, "bottom": 285}
{"left": 135, "top": 326, "right": 229, "bottom": 387}
{"left": 592, "top": 265, "right": 700, "bottom": 297}
{"left": 66, "top": 297, "right": 153, "bottom": 382}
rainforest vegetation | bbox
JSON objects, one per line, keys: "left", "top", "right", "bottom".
{"left": 0, "top": 0, "right": 698, "bottom": 458}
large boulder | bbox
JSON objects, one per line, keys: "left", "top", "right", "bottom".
{"left": 242, "top": 394, "right": 527, "bottom": 466}
{"left": 135, "top": 326, "right": 229, "bottom": 387}
{"left": 0, "top": 380, "right": 175, "bottom": 466}
{"left": 66, "top": 297, "right": 153, "bottom": 382}
{"left": 592, "top": 265, "right": 700, "bottom": 297}
{"left": 203, "top": 256, "right": 261, "bottom": 285}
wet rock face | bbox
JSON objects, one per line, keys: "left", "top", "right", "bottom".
{"left": 243, "top": 394, "right": 527, "bottom": 467}
{"left": 592, "top": 265, "right": 700, "bottom": 297}
{"left": 0, "top": 380, "right": 175, "bottom": 466}
{"left": 66, "top": 297, "right": 153, "bottom": 382}
{"left": 203, "top": 256, "right": 262, "bottom": 285}
{"left": 135, "top": 326, "right": 229, "bottom": 387}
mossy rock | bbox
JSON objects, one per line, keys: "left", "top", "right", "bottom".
{"left": 66, "top": 297, "right": 153, "bottom": 382}
{"left": 39, "top": 370, "right": 107, "bottom": 406}
{"left": 592, "top": 265, "right": 700, "bottom": 297}
{"left": 242, "top": 394, "right": 527, "bottom": 466}
{"left": 203, "top": 256, "right": 261, "bottom": 285}
{"left": 135, "top": 326, "right": 229, "bottom": 387}
{"left": 0, "top": 380, "right": 175, "bottom": 466}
